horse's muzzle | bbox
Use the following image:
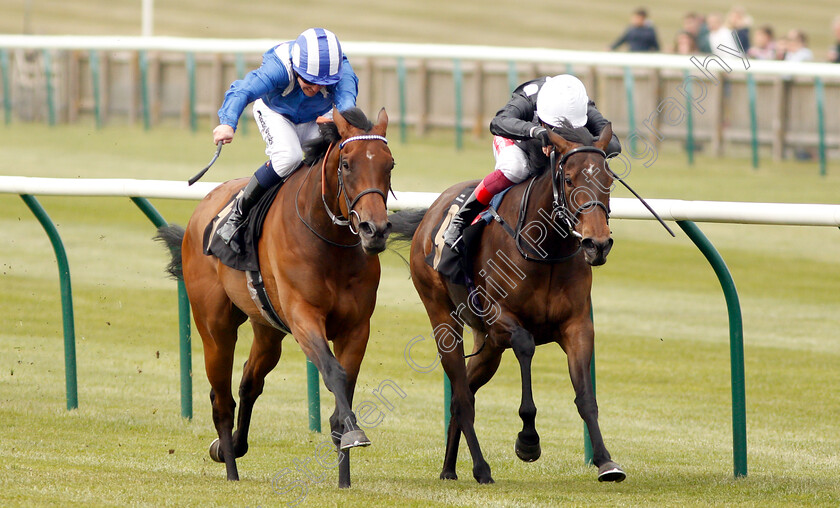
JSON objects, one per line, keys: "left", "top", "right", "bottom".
{"left": 358, "top": 219, "right": 392, "bottom": 254}
{"left": 581, "top": 237, "right": 613, "bottom": 266}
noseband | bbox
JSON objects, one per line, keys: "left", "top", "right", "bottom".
{"left": 550, "top": 146, "right": 610, "bottom": 235}
{"left": 321, "top": 135, "right": 389, "bottom": 235}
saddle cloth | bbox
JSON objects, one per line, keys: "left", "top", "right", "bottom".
{"left": 424, "top": 186, "right": 512, "bottom": 286}
{"left": 203, "top": 180, "right": 283, "bottom": 272}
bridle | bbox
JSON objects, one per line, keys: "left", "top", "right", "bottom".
{"left": 550, "top": 146, "right": 610, "bottom": 236}
{"left": 296, "top": 134, "right": 389, "bottom": 248}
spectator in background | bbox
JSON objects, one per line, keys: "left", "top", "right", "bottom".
{"left": 673, "top": 31, "right": 698, "bottom": 55}
{"left": 829, "top": 16, "right": 840, "bottom": 63}
{"left": 784, "top": 29, "right": 813, "bottom": 62}
{"left": 726, "top": 6, "right": 752, "bottom": 52}
{"left": 706, "top": 12, "right": 739, "bottom": 57}
{"left": 610, "top": 8, "right": 660, "bottom": 52}
{"left": 747, "top": 25, "right": 777, "bottom": 60}
{"left": 683, "top": 12, "right": 711, "bottom": 53}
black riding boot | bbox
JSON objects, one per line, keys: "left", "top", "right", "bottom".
{"left": 216, "top": 173, "right": 267, "bottom": 254}
{"left": 442, "top": 190, "right": 486, "bottom": 251}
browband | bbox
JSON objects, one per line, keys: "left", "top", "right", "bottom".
{"left": 339, "top": 135, "right": 388, "bottom": 149}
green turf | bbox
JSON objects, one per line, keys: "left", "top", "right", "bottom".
{"left": 1, "top": 122, "right": 839, "bottom": 507}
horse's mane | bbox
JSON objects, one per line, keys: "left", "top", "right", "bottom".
{"left": 549, "top": 118, "right": 596, "bottom": 146}
{"left": 302, "top": 108, "right": 374, "bottom": 166}
{"left": 528, "top": 119, "right": 598, "bottom": 173}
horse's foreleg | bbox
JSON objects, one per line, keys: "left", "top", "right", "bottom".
{"left": 294, "top": 318, "right": 369, "bottom": 457}
{"left": 328, "top": 326, "right": 370, "bottom": 489}
{"left": 509, "top": 326, "right": 541, "bottom": 462}
{"left": 564, "top": 318, "right": 626, "bottom": 482}
{"left": 232, "top": 322, "right": 284, "bottom": 458}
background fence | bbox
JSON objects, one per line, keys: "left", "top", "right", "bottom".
{"left": 2, "top": 36, "right": 839, "bottom": 170}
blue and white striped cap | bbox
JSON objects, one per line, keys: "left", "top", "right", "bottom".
{"left": 290, "top": 28, "right": 343, "bottom": 86}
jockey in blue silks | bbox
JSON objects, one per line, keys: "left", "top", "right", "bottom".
{"left": 212, "top": 27, "right": 358, "bottom": 253}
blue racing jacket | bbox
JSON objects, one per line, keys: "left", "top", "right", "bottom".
{"left": 217, "top": 42, "right": 358, "bottom": 130}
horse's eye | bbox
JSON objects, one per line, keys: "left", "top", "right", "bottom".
{"left": 564, "top": 176, "right": 573, "bottom": 186}
{"left": 341, "top": 159, "right": 350, "bottom": 171}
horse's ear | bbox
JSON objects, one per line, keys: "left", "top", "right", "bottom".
{"left": 372, "top": 108, "right": 388, "bottom": 136}
{"left": 547, "top": 129, "right": 574, "bottom": 154}
{"left": 333, "top": 107, "right": 350, "bottom": 136}
{"left": 595, "top": 122, "right": 612, "bottom": 152}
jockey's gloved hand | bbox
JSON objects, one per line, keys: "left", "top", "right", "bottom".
{"left": 531, "top": 126, "right": 551, "bottom": 147}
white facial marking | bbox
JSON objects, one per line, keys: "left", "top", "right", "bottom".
{"left": 366, "top": 150, "right": 375, "bottom": 160}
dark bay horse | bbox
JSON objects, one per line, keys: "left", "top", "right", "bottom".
{"left": 157, "top": 108, "right": 394, "bottom": 487}
{"left": 390, "top": 123, "right": 625, "bottom": 484}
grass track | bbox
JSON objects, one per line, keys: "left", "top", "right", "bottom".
{"left": 1, "top": 123, "right": 839, "bottom": 506}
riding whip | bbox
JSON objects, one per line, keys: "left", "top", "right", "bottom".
{"left": 188, "top": 141, "right": 223, "bottom": 186}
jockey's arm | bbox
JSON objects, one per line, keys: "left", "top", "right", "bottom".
{"left": 585, "top": 101, "right": 622, "bottom": 156}
{"left": 330, "top": 56, "right": 360, "bottom": 112}
{"left": 489, "top": 94, "right": 539, "bottom": 141}
{"left": 215, "top": 50, "right": 291, "bottom": 137}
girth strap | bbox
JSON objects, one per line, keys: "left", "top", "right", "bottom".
{"left": 246, "top": 270, "right": 292, "bottom": 334}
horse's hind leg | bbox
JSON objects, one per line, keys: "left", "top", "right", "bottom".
{"left": 197, "top": 311, "right": 246, "bottom": 481}
{"left": 441, "top": 331, "right": 503, "bottom": 480}
{"left": 435, "top": 318, "right": 494, "bottom": 484}
{"left": 232, "top": 321, "right": 285, "bottom": 458}
{"left": 563, "top": 316, "right": 626, "bottom": 482}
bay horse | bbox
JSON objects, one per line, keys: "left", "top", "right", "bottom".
{"left": 157, "top": 107, "right": 394, "bottom": 487}
{"left": 389, "top": 123, "right": 625, "bottom": 484}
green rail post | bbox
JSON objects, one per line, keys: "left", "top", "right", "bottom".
{"left": 42, "top": 49, "right": 55, "bottom": 126}
{"left": 139, "top": 51, "right": 151, "bottom": 130}
{"left": 623, "top": 67, "right": 637, "bottom": 155}
{"left": 130, "top": 197, "right": 193, "bottom": 420}
{"left": 507, "top": 61, "right": 518, "bottom": 94}
{"left": 453, "top": 59, "right": 463, "bottom": 151}
{"left": 90, "top": 50, "right": 102, "bottom": 129}
{"left": 186, "top": 52, "right": 197, "bottom": 132}
{"left": 20, "top": 194, "right": 78, "bottom": 410}
{"left": 746, "top": 73, "right": 759, "bottom": 169}
{"left": 444, "top": 371, "right": 452, "bottom": 435}
{"left": 815, "top": 77, "right": 827, "bottom": 177}
{"left": 1, "top": 49, "right": 12, "bottom": 124}
{"left": 397, "top": 56, "right": 407, "bottom": 143}
{"left": 583, "top": 306, "right": 596, "bottom": 465}
{"left": 683, "top": 70, "right": 695, "bottom": 166}
{"left": 234, "top": 53, "right": 248, "bottom": 136}
{"left": 565, "top": 63, "right": 574, "bottom": 76}
{"left": 307, "top": 359, "right": 321, "bottom": 432}
{"left": 677, "top": 220, "right": 747, "bottom": 478}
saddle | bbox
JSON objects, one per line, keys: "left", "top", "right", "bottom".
{"left": 424, "top": 186, "right": 513, "bottom": 286}
{"left": 202, "top": 178, "right": 291, "bottom": 334}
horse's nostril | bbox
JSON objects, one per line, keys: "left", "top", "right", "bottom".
{"left": 581, "top": 238, "right": 596, "bottom": 251}
{"left": 358, "top": 221, "right": 375, "bottom": 237}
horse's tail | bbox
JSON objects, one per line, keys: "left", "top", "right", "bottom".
{"left": 154, "top": 224, "right": 186, "bottom": 280}
{"left": 388, "top": 208, "right": 428, "bottom": 247}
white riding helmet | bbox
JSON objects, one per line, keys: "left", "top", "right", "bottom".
{"left": 536, "top": 74, "right": 589, "bottom": 128}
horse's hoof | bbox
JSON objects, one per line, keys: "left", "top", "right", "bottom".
{"left": 340, "top": 429, "right": 371, "bottom": 450}
{"left": 209, "top": 438, "right": 224, "bottom": 463}
{"left": 597, "top": 461, "right": 626, "bottom": 482}
{"left": 514, "top": 436, "right": 542, "bottom": 462}
{"left": 440, "top": 470, "right": 458, "bottom": 480}
{"left": 473, "top": 464, "right": 494, "bottom": 484}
